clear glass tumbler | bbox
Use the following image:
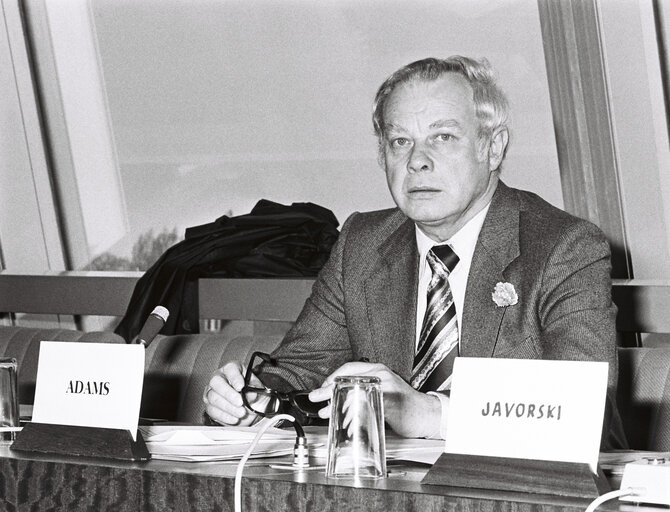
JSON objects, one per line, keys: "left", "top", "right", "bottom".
{"left": 0, "top": 358, "right": 19, "bottom": 442}
{"left": 325, "top": 375, "right": 386, "bottom": 479}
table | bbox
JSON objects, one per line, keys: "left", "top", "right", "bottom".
{"left": 0, "top": 443, "right": 647, "bottom": 512}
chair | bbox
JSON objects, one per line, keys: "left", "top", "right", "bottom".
{"left": 141, "top": 333, "right": 284, "bottom": 423}
{"left": 617, "top": 347, "right": 670, "bottom": 450}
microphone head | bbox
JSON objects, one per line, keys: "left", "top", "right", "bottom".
{"left": 151, "top": 305, "right": 170, "bottom": 322}
{"left": 136, "top": 305, "right": 170, "bottom": 347}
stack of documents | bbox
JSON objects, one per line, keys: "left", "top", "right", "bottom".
{"left": 139, "top": 424, "right": 445, "bottom": 465}
{"left": 140, "top": 424, "right": 297, "bottom": 462}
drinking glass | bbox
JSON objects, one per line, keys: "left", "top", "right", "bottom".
{"left": 325, "top": 376, "right": 386, "bottom": 479}
{"left": 0, "top": 358, "right": 19, "bottom": 442}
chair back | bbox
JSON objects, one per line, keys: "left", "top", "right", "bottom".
{"left": 142, "top": 333, "right": 284, "bottom": 423}
{"left": 617, "top": 347, "right": 670, "bottom": 450}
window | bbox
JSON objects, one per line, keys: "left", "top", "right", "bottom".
{"left": 18, "top": 0, "right": 562, "bottom": 271}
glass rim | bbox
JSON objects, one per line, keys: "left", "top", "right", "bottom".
{"left": 333, "top": 375, "right": 380, "bottom": 385}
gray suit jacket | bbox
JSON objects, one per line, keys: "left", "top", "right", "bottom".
{"left": 261, "top": 181, "right": 625, "bottom": 448}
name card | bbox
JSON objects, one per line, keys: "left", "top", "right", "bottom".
{"left": 444, "top": 357, "right": 608, "bottom": 473}
{"left": 32, "top": 341, "right": 145, "bottom": 440}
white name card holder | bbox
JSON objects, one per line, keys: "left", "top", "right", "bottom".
{"left": 12, "top": 341, "right": 149, "bottom": 461}
{"left": 421, "top": 358, "right": 610, "bottom": 498}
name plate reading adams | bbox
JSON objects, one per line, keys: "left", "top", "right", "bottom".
{"left": 444, "top": 357, "right": 608, "bottom": 473}
{"left": 32, "top": 341, "right": 145, "bottom": 440}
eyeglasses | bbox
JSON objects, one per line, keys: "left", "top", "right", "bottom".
{"left": 241, "top": 352, "right": 327, "bottom": 420}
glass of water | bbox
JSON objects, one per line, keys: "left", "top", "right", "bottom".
{"left": 325, "top": 375, "right": 387, "bottom": 479}
{"left": 0, "top": 358, "right": 19, "bottom": 442}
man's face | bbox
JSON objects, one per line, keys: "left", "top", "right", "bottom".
{"left": 380, "top": 74, "right": 499, "bottom": 241}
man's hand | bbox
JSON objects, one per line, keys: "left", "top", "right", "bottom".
{"left": 308, "top": 362, "right": 442, "bottom": 438}
{"left": 203, "top": 361, "right": 267, "bottom": 426}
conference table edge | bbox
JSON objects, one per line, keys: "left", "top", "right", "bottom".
{"left": 0, "top": 446, "right": 606, "bottom": 512}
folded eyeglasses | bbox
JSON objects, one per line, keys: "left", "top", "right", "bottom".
{"left": 241, "top": 352, "right": 328, "bottom": 419}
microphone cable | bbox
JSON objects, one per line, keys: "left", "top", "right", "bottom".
{"left": 234, "top": 414, "right": 309, "bottom": 512}
{"left": 584, "top": 487, "right": 639, "bottom": 512}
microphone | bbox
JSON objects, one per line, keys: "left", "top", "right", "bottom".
{"left": 134, "top": 306, "right": 170, "bottom": 348}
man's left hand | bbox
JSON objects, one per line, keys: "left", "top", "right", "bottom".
{"left": 308, "top": 362, "right": 441, "bottom": 438}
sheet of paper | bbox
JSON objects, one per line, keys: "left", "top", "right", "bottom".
{"left": 32, "top": 341, "right": 145, "bottom": 440}
{"left": 140, "top": 424, "right": 295, "bottom": 444}
{"left": 445, "top": 357, "right": 608, "bottom": 473}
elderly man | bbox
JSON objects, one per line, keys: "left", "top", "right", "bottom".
{"left": 203, "top": 56, "right": 625, "bottom": 448}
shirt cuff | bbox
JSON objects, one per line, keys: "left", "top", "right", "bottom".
{"left": 427, "top": 390, "right": 450, "bottom": 440}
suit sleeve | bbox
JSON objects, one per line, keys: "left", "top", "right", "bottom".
{"left": 537, "top": 221, "right": 626, "bottom": 449}
{"left": 538, "top": 222, "right": 616, "bottom": 374}
{"left": 257, "top": 214, "right": 358, "bottom": 392}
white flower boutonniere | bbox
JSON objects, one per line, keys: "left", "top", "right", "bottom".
{"left": 492, "top": 282, "right": 518, "bottom": 307}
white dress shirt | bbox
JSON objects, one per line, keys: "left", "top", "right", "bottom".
{"left": 414, "top": 202, "right": 491, "bottom": 438}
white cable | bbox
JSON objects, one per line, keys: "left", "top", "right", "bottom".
{"left": 584, "top": 488, "right": 637, "bottom": 512}
{"left": 234, "top": 414, "right": 296, "bottom": 512}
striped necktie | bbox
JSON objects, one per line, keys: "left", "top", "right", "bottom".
{"left": 411, "top": 245, "right": 459, "bottom": 392}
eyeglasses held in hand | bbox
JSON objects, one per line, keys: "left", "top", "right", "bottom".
{"left": 241, "top": 352, "right": 328, "bottom": 419}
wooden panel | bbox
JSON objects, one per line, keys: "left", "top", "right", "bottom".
{"left": 0, "top": 271, "right": 140, "bottom": 316}
{"left": 612, "top": 279, "right": 670, "bottom": 333}
{"left": 199, "top": 277, "right": 313, "bottom": 322}
{"left": 422, "top": 453, "right": 607, "bottom": 498}
{"left": 0, "top": 271, "right": 137, "bottom": 316}
{"left": 0, "top": 271, "right": 313, "bottom": 321}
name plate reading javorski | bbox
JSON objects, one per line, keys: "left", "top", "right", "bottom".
{"left": 444, "top": 358, "right": 608, "bottom": 473}
{"left": 32, "top": 341, "right": 145, "bottom": 440}
{"left": 480, "top": 400, "right": 562, "bottom": 420}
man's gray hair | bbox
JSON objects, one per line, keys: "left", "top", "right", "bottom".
{"left": 372, "top": 56, "right": 510, "bottom": 152}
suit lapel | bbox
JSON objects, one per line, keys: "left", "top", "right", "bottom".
{"left": 361, "top": 181, "right": 521, "bottom": 371}
{"left": 461, "top": 182, "right": 520, "bottom": 357}
{"left": 363, "top": 218, "right": 418, "bottom": 380}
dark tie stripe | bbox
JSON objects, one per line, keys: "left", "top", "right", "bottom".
{"left": 418, "top": 347, "right": 458, "bottom": 392}
{"left": 432, "top": 245, "right": 459, "bottom": 272}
